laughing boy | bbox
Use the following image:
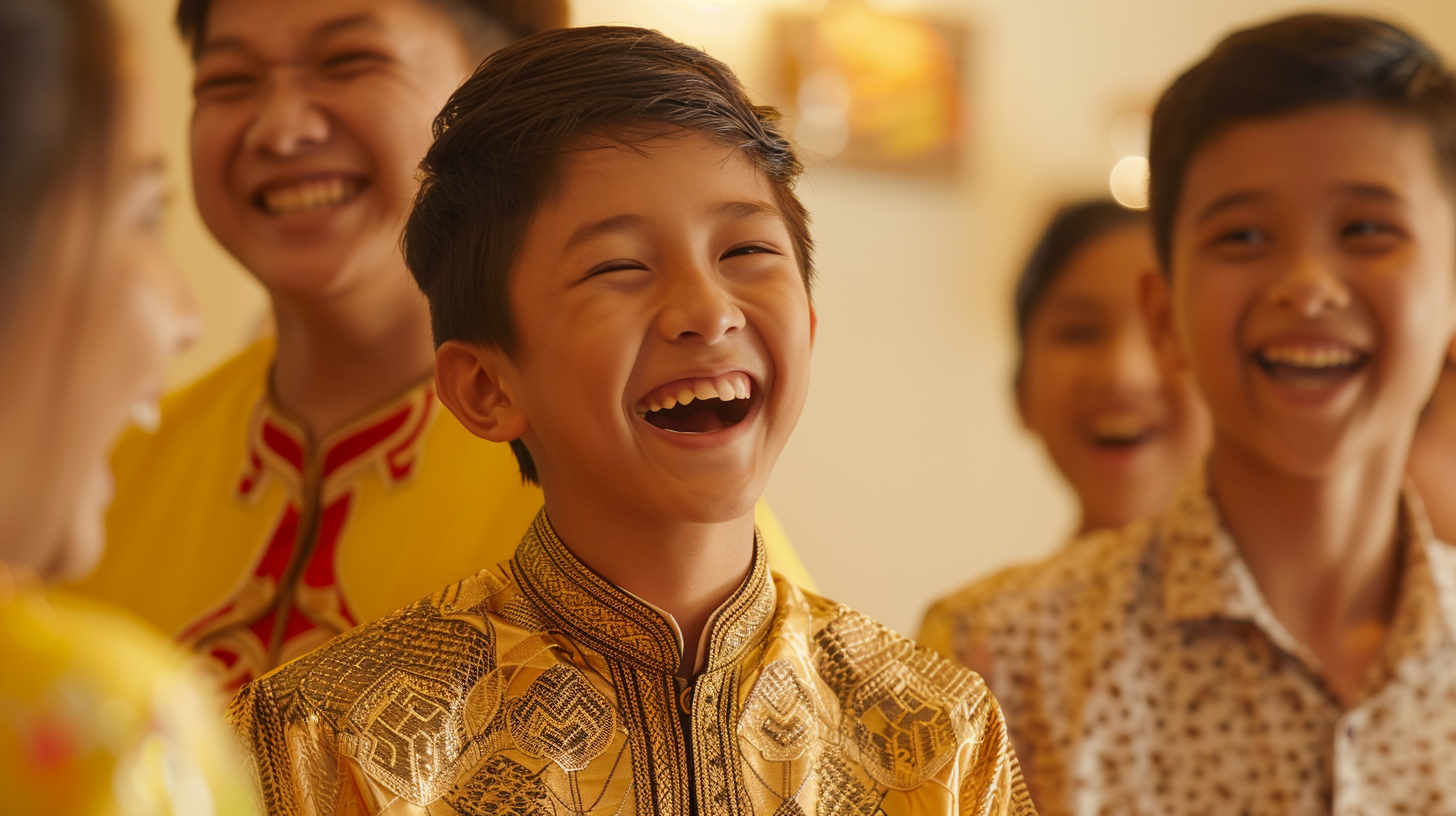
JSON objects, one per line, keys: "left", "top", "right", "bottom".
{"left": 922, "top": 14, "right": 1456, "bottom": 814}
{"left": 228, "top": 26, "right": 1033, "bottom": 816}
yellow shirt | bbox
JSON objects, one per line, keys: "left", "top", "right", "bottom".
{"left": 72, "top": 339, "right": 813, "bottom": 691}
{"left": 0, "top": 570, "right": 255, "bottom": 816}
{"left": 229, "top": 511, "right": 1033, "bottom": 816}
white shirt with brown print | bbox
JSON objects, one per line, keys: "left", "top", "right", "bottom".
{"left": 920, "top": 471, "right": 1456, "bottom": 816}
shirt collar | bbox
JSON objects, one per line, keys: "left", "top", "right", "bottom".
{"left": 511, "top": 510, "right": 776, "bottom": 676}
{"left": 1160, "top": 464, "right": 1455, "bottom": 679}
{"left": 237, "top": 376, "right": 436, "bottom": 502}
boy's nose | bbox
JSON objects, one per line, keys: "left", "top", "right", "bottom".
{"left": 657, "top": 268, "right": 746, "bottom": 344}
{"left": 245, "top": 74, "right": 330, "bottom": 157}
{"left": 1267, "top": 251, "right": 1351, "bottom": 317}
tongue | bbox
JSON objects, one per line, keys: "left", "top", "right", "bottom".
{"left": 645, "top": 403, "right": 727, "bottom": 434}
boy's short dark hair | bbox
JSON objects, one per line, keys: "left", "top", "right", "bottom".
{"left": 1149, "top": 13, "right": 1456, "bottom": 271}
{"left": 1014, "top": 199, "right": 1146, "bottom": 358}
{"left": 174, "top": 0, "right": 567, "bottom": 62}
{"left": 404, "top": 25, "right": 814, "bottom": 483}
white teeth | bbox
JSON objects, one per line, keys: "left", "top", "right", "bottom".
{"left": 1092, "top": 415, "right": 1146, "bottom": 440}
{"left": 262, "top": 177, "right": 357, "bottom": 216}
{"left": 636, "top": 372, "right": 754, "bottom": 417}
{"left": 1260, "top": 344, "right": 1361, "bottom": 369}
{"left": 130, "top": 400, "right": 161, "bottom": 432}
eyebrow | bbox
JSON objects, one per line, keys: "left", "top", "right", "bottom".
{"left": 562, "top": 200, "right": 784, "bottom": 251}
{"left": 1195, "top": 181, "right": 1407, "bottom": 224}
{"left": 198, "top": 13, "right": 383, "bottom": 58}
{"left": 1194, "top": 190, "right": 1268, "bottom": 225}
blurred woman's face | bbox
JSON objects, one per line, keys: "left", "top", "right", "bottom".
{"left": 1018, "top": 224, "right": 1210, "bottom": 533}
{"left": 0, "top": 66, "right": 197, "bottom": 579}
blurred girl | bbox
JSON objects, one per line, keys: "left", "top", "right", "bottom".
{"left": 1013, "top": 199, "right": 1209, "bottom": 534}
{"left": 0, "top": 0, "right": 253, "bottom": 811}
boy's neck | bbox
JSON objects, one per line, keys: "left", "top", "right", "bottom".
{"left": 542, "top": 496, "right": 758, "bottom": 679}
{"left": 269, "top": 270, "right": 436, "bottom": 441}
{"left": 1208, "top": 436, "right": 1411, "bottom": 704}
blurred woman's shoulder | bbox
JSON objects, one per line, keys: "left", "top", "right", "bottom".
{"left": 0, "top": 569, "right": 256, "bottom": 815}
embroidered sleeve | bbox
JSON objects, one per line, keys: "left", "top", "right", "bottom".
{"left": 958, "top": 679, "right": 1037, "bottom": 816}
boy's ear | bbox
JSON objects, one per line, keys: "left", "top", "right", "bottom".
{"left": 1140, "top": 269, "right": 1187, "bottom": 371}
{"left": 809, "top": 302, "right": 818, "bottom": 349}
{"left": 434, "top": 340, "right": 529, "bottom": 444}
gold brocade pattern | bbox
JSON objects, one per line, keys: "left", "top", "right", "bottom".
{"left": 230, "top": 511, "right": 1035, "bottom": 815}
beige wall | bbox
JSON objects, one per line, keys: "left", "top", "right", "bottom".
{"left": 118, "top": 0, "right": 1456, "bottom": 635}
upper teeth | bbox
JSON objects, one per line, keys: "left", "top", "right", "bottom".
{"left": 1260, "top": 344, "right": 1361, "bottom": 369}
{"left": 262, "top": 177, "right": 356, "bottom": 216}
{"left": 636, "top": 372, "right": 752, "bottom": 417}
{"left": 1092, "top": 415, "right": 1147, "bottom": 440}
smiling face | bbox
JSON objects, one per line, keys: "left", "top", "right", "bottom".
{"left": 1019, "top": 223, "right": 1210, "bottom": 531}
{"left": 0, "top": 62, "right": 197, "bottom": 579}
{"left": 1168, "top": 103, "right": 1456, "bottom": 479}
{"left": 189, "top": 0, "right": 472, "bottom": 297}
{"left": 444, "top": 131, "right": 814, "bottom": 526}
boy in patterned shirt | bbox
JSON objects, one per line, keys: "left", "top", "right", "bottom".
{"left": 228, "top": 26, "right": 1033, "bottom": 816}
{"left": 923, "top": 13, "right": 1456, "bottom": 814}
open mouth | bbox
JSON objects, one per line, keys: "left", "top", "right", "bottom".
{"left": 254, "top": 175, "right": 366, "bottom": 216}
{"left": 1254, "top": 341, "right": 1367, "bottom": 388}
{"left": 634, "top": 372, "right": 757, "bottom": 434}
{"left": 1089, "top": 415, "right": 1155, "bottom": 449}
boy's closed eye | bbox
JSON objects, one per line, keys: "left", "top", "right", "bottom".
{"left": 193, "top": 62, "right": 260, "bottom": 100}
{"left": 319, "top": 49, "right": 392, "bottom": 78}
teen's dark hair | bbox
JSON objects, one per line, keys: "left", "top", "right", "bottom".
{"left": 404, "top": 25, "right": 814, "bottom": 484}
{"left": 1015, "top": 199, "right": 1147, "bottom": 352}
{"left": 174, "top": 0, "right": 568, "bottom": 62}
{"left": 0, "top": 0, "right": 120, "bottom": 334}
{"left": 1149, "top": 13, "right": 1456, "bottom": 271}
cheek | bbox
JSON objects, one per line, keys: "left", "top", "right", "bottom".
{"left": 1177, "top": 273, "right": 1243, "bottom": 383}
{"left": 1018, "top": 350, "right": 1082, "bottom": 439}
{"left": 340, "top": 91, "right": 438, "bottom": 197}
{"left": 191, "top": 115, "right": 243, "bottom": 217}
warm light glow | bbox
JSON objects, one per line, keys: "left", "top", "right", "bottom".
{"left": 1109, "top": 155, "right": 1150, "bottom": 209}
{"left": 1109, "top": 111, "right": 1150, "bottom": 158}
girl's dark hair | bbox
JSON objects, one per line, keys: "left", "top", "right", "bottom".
{"left": 1015, "top": 199, "right": 1147, "bottom": 347}
{"left": 0, "top": 0, "right": 121, "bottom": 335}
{"left": 1149, "top": 13, "right": 1456, "bottom": 270}
{"left": 403, "top": 25, "right": 814, "bottom": 483}
{"left": 174, "top": 0, "right": 568, "bottom": 62}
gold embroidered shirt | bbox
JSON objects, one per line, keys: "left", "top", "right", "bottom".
{"left": 920, "top": 471, "right": 1456, "bottom": 816}
{"left": 229, "top": 512, "right": 1034, "bottom": 815}
{"left": 68, "top": 338, "right": 815, "bottom": 691}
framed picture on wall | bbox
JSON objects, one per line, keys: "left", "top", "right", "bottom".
{"left": 771, "top": 0, "right": 969, "bottom": 177}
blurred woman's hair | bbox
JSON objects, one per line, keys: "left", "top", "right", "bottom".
{"left": 0, "top": 0, "right": 122, "bottom": 335}
{"left": 1014, "top": 199, "right": 1147, "bottom": 362}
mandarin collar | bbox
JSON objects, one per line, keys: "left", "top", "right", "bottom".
{"left": 238, "top": 373, "right": 436, "bottom": 502}
{"left": 1160, "top": 464, "right": 1455, "bottom": 679}
{"left": 511, "top": 511, "right": 776, "bottom": 676}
